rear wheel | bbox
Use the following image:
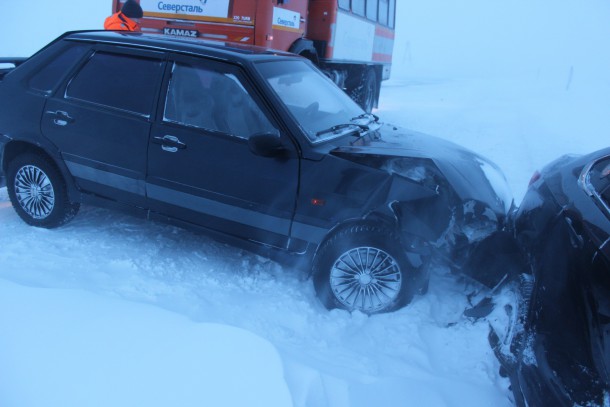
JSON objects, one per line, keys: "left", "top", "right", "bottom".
{"left": 313, "top": 223, "right": 420, "bottom": 314}
{"left": 351, "top": 69, "right": 377, "bottom": 113}
{"left": 7, "top": 153, "right": 79, "bottom": 228}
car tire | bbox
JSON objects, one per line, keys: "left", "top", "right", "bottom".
{"left": 313, "top": 223, "right": 419, "bottom": 314}
{"left": 7, "top": 153, "right": 79, "bottom": 228}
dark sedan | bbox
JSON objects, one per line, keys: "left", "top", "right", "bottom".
{"left": 0, "top": 31, "right": 512, "bottom": 314}
{"left": 490, "top": 148, "right": 610, "bottom": 406}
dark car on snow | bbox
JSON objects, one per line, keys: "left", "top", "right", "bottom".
{"left": 0, "top": 31, "right": 513, "bottom": 314}
{"left": 490, "top": 148, "right": 610, "bottom": 406}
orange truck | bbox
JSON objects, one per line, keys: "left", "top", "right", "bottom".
{"left": 110, "top": 0, "right": 396, "bottom": 112}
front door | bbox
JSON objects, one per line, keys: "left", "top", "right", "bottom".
{"left": 146, "top": 56, "right": 299, "bottom": 249}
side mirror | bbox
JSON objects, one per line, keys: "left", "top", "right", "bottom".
{"left": 248, "top": 132, "right": 284, "bottom": 157}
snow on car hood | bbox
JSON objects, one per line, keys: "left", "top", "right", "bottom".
{"left": 331, "top": 123, "right": 514, "bottom": 215}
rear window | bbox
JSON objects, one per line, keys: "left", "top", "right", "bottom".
{"left": 28, "top": 44, "right": 89, "bottom": 94}
{"left": 66, "top": 52, "right": 163, "bottom": 116}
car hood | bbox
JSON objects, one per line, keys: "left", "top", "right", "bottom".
{"left": 330, "top": 123, "right": 513, "bottom": 215}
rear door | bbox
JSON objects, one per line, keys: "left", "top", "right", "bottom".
{"left": 41, "top": 45, "right": 166, "bottom": 207}
{"left": 146, "top": 55, "right": 299, "bottom": 249}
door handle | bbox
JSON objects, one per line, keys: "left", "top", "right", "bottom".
{"left": 46, "top": 110, "right": 74, "bottom": 126}
{"left": 565, "top": 216, "right": 584, "bottom": 249}
{"left": 152, "top": 135, "right": 187, "bottom": 153}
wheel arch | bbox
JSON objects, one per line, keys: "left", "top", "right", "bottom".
{"left": 310, "top": 214, "right": 400, "bottom": 277}
{"left": 288, "top": 39, "right": 320, "bottom": 66}
{"left": 310, "top": 215, "right": 427, "bottom": 313}
{"left": 2, "top": 140, "right": 81, "bottom": 202}
{"left": 309, "top": 168, "right": 447, "bottom": 277}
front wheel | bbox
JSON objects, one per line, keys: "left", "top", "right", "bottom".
{"left": 313, "top": 224, "right": 422, "bottom": 314}
{"left": 7, "top": 153, "right": 79, "bottom": 228}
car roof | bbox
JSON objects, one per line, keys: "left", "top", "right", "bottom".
{"left": 63, "top": 30, "right": 299, "bottom": 63}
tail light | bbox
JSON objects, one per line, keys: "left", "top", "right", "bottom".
{"left": 528, "top": 170, "right": 541, "bottom": 187}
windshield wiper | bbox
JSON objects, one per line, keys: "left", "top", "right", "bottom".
{"left": 315, "top": 123, "right": 369, "bottom": 138}
{"left": 351, "top": 113, "right": 379, "bottom": 124}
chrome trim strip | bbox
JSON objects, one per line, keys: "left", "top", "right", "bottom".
{"left": 147, "top": 183, "right": 292, "bottom": 235}
{"left": 65, "top": 160, "right": 146, "bottom": 195}
{"left": 290, "top": 221, "right": 327, "bottom": 243}
{"left": 578, "top": 155, "right": 610, "bottom": 215}
{"left": 65, "top": 160, "right": 328, "bottom": 242}
{"left": 578, "top": 160, "right": 595, "bottom": 196}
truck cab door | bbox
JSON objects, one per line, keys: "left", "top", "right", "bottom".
{"left": 256, "top": 0, "right": 308, "bottom": 51}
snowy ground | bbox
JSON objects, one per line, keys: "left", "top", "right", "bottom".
{"left": 0, "top": 184, "right": 512, "bottom": 407}
{"left": 1, "top": 1, "right": 610, "bottom": 406}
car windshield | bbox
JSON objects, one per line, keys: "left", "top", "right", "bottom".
{"left": 255, "top": 59, "right": 367, "bottom": 143}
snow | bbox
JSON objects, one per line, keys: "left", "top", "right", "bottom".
{"left": 1, "top": 1, "right": 609, "bottom": 406}
{"left": 0, "top": 278, "right": 292, "bottom": 407}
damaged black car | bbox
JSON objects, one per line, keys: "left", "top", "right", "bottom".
{"left": 0, "top": 31, "right": 513, "bottom": 314}
{"left": 490, "top": 148, "right": 610, "bottom": 407}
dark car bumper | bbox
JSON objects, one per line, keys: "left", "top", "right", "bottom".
{"left": 493, "top": 150, "right": 610, "bottom": 407}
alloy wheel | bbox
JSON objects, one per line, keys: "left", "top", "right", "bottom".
{"left": 14, "top": 165, "right": 55, "bottom": 219}
{"left": 330, "top": 246, "right": 402, "bottom": 313}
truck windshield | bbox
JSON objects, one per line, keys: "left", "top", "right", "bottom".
{"left": 255, "top": 60, "right": 366, "bottom": 143}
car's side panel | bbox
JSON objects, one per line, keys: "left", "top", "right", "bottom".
{"left": 294, "top": 153, "right": 446, "bottom": 245}
{"left": 40, "top": 46, "right": 166, "bottom": 207}
{"left": 294, "top": 155, "right": 389, "bottom": 241}
{"left": 526, "top": 216, "right": 604, "bottom": 405}
{"left": 511, "top": 159, "right": 610, "bottom": 406}
{"left": 0, "top": 72, "right": 49, "bottom": 153}
{"left": 0, "top": 70, "right": 55, "bottom": 186}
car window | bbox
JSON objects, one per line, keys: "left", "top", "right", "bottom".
{"left": 66, "top": 52, "right": 163, "bottom": 116}
{"left": 256, "top": 59, "right": 364, "bottom": 142}
{"left": 28, "top": 44, "right": 89, "bottom": 94}
{"left": 163, "top": 62, "right": 275, "bottom": 139}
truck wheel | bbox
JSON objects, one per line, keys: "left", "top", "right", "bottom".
{"left": 313, "top": 223, "right": 418, "bottom": 314}
{"left": 351, "top": 69, "right": 377, "bottom": 113}
{"left": 7, "top": 153, "right": 79, "bottom": 228}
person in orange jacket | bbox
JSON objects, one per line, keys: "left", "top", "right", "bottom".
{"left": 104, "top": 0, "right": 143, "bottom": 31}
